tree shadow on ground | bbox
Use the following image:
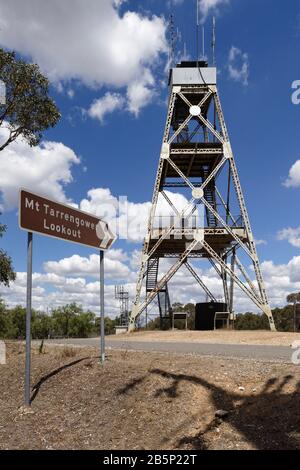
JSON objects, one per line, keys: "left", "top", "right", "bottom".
{"left": 150, "top": 369, "right": 300, "bottom": 450}
{"left": 117, "top": 376, "right": 148, "bottom": 395}
{"left": 30, "top": 356, "right": 91, "bottom": 404}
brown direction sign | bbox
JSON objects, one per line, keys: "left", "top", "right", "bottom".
{"left": 19, "top": 189, "right": 116, "bottom": 250}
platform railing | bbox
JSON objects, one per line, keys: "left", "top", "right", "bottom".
{"left": 152, "top": 214, "right": 244, "bottom": 230}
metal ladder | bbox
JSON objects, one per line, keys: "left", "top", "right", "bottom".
{"left": 204, "top": 169, "right": 217, "bottom": 227}
{"left": 146, "top": 258, "right": 173, "bottom": 329}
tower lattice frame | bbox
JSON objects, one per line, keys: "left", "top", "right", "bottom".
{"left": 128, "top": 61, "right": 276, "bottom": 332}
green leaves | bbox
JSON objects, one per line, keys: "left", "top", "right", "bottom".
{"left": 0, "top": 222, "right": 7, "bottom": 238}
{"left": 0, "top": 218, "right": 16, "bottom": 287}
{"left": 0, "top": 301, "right": 121, "bottom": 339}
{"left": 0, "top": 48, "right": 60, "bottom": 151}
{"left": 286, "top": 292, "right": 300, "bottom": 304}
{"left": 0, "top": 249, "right": 16, "bottom": 286}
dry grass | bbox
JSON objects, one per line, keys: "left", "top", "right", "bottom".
{"left": 108, "top": 330, "right": 300, "bottom": 346}
{"left": 0, "top": 341, "right": 300, "bottom": 450}
{"left": 55, "top": 346, "right": 79, "bottom": 359}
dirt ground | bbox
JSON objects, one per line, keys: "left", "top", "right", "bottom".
{"left": 111, "top": 329, "right": 300, "bottom": 346}
{"left": 0, "top": 341, "right": 300, "bottom": 450}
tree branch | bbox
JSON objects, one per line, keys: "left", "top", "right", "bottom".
{"left": 0, "top": 126, "right": 24, "bottom": 152}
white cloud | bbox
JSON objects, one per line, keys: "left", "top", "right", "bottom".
{"left": 278, "top": 227, "right": 300, "bottom": 248}
{"left": 88, "top": 70, "right": 156, "bottom": 121}
{"left": 113, "top": 0, "right": 127, "bottom": 7}
{"left": 283, "top": 160, "right": 300, "bottom": 188}
{"left": 198, "top": 0, "right": 229, "bottom": 22}
{"left": 0, "top": 0, "right": 167, "bottom": 116}
{"left": 80, "top": 188, "right": 119, "bottom": 219}
{"left": 44, "top": 250, "right": 132, "bottom": 280}
{"left": 287, "top": 256, "right": 300, "bottom": 283}
{"left": 228, "top": 46, "right": 249, "bottom": 86}
{"left": 129, "top": 249, "right": 143, "bottom": 270}
{"left": 0, "top": 271, "right": 136, "bottom": 314}
{"left": 87, "top": 92, "right": 125, "bottom": 123}
{"left": 168, "top": 0, "right": 229, "bottom": 23}
{"left": 0, "top": 125, "right": 80, "bottom": 211}
{"left": 171, "top": 0, "right": 229, "bottom": 19}
{"left": 126, "top": 70, "right": 155, "bottom": 117}
{"left": 255, "top": 239, "right": 267, "bottom": 246}
{"left": 67, "top": 89, "right": 75, "bottom": 99}
{"left": 9, "top": 272, "right": 68, "bottom": 289}
{"left": 260, "top": 260, "right": 289, "bottom": 278}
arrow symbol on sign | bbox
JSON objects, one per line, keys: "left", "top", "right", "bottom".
{"left": 96, "top": 220, "right": 115, "bottom": 249}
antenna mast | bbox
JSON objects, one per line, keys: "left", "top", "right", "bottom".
{"left": 196, "top": 0, "right": 200, "bottom": 61}
{"left": 183, "top": 42, "right": 187, "bottom": 59}
{"left": 169, "top": 10, "right": 182, "bottom": 68}
{"left": 196, "top": 1, "right": 206, "bottom": 61}
{"left": 212, "top": 16, "right": 216, "bottom": 65}
{"left": 169, "top": 14, "right": 176, "bottom": 67}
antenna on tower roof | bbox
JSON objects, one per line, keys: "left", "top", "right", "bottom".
{"left": 212, "top": 16, "right": 216, "bottom": 66}
{"left": 196, "top": 1, "right": 206, "bottom": 61}
{"left": 183, "top": 42, "right": 187, "bottom": 60}
{"left": 196, "top": 0, "right": 200, "bottom": 61}
{"left": 169, "top": 13, "right": 176, "bottom": 67}
{"left": 168, "top": 12, "right": 182, "bottom": 68}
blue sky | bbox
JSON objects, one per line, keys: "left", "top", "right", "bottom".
{"left": 1, "top": 0, "right": 300, "bottom": 316}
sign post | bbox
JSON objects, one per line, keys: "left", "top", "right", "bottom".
{"left": 25, "top": 232, "right": 33, "bottom": 407}
{"left": 19, "top": 189, "right": 116, "bottom": 405}
{"left": 100, "top": 250, "right": 105, "bottom": 363}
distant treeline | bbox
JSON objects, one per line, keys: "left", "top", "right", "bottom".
{"left": 0, "top": 299, "right": 299, "bottom": 340}
{"left": 235, "top": 307, "right": 298, "bottom": 332}
{"left": 0, "top": 300, "right": 118, "bottom": 339}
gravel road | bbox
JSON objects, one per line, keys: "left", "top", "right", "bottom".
{"left": 43, "top": 337, "right": 295, "bottom": 363}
